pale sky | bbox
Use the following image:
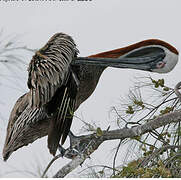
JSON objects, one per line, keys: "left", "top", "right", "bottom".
{"left": 0, "top": 0, "right": 181, "bottom": 177}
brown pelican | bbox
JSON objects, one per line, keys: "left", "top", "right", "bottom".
{"left": 3, "top": 33, "right": 179, "bottom": 160}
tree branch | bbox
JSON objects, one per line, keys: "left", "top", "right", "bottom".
{"left": 53, "top": 154, "right": 87, "bottom": 178}
{"left": 139, "top": 145, "right": 181, "bottom": 167}
{"left": 52, "top": 110, "right": 181, "bottom": 178}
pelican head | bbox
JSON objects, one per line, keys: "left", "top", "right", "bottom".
{"left": 74, "top": 39, "right": 179, "bottom": 73}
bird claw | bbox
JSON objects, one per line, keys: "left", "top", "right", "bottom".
{"left": 58, "top": 144, "right": 66, "bottom": 157}
{"left": 58, "top": 131, "right": 93, "bottom": 160}
{"left": 58, "top": 144, "right": 80, "bottom": 159}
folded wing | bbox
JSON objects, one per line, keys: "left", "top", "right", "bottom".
{"left": 27, "top": 33, "right": 78, "bottom": 108}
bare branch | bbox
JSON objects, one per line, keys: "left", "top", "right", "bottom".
{"left": 112, "top": 140, "right": 122, "bottom": 176}
{"left": 52, "top": 109, "right": 181, "bottom": 177}
{"left": 41, "top": 154, "right": 62, "bottom": 178}
{"left": 139, "top": 145, "right": 181, "bottom": 167}
{"left": 53, "top": 154, "right": 87, "bottom": 178}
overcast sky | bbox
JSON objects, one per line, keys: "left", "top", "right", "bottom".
{"left": 0, "top": 0, "right": 181, "bottom": 177}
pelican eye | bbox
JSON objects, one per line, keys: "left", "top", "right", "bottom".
{"left": 156, "top": 61, "right": 166, "bottom": 69}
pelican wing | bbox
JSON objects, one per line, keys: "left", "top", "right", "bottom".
{"left": 3, "top": 93, "right": 29, "bottom": 152}
{"left": 27, "top": 33, "right": 78, "bottom": 108}
{"left": 3, "top": 107, "right": 48, "bottom": 161}
{"left": 47, "top": 70, "right": 79, "bottom": 156}
{"left": 3, "top": 92, "right": 48, "bottom": 161}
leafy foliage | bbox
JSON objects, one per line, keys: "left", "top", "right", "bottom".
{"left": 109, "top": 77, "right": 181, "bottom": 178}
{"left": 83, "top": 76, "right": 181, "bottom": 178}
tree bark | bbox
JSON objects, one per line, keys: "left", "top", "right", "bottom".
{"left": 52, "top": 110, "right": 181, "bottom": 177}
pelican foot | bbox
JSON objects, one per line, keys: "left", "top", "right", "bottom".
{"left": 58, "top": 144, "right": 79, "bottom": 159}
{"left": 58, "top": 131, "right": 94, "bottom": 160}
{"left": 68, "top": 131, "right": 90, "bottom": 153}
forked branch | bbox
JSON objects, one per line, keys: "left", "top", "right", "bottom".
{"left": 49, "top": 109, "right": 181, "bottom": 178}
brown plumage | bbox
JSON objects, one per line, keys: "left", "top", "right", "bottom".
{"left": 27, "top": 33, "right": 79, "bottom": 155}
{"left": 3, "top": 34, "right": 179, "bottom": 160}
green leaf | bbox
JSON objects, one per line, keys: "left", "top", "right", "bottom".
{"left": 96, "top": 127, "right": 103, "bottom": 137}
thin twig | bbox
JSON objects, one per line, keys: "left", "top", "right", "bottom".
{"left": 41, "top": 154, "right": 62, "bottom": 178}
{"left": 52, "top": 110, "right": 181, "bottom": 177}
{"left": 78, "top": 164, "right": 120, "bottom": 175}
{"left": 112, "top": 139, "right": 122, "bottom": 176}
{"left": 139, "top": 145, "right": 181, "bottom": 167}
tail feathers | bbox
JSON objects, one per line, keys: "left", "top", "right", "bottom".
{"left": 48, "top": 117, "right": 64, "bottom": 156}
{"left": 47, "top": 71, "right": 78, "bottom": 156}
{"left": 61, "top": 100, "right": 75, "bottom": 145}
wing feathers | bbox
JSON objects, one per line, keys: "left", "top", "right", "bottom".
{"left": 61, "top": 99, "right": 75, "bottom": 145}
{"left": 28, "top": 33, "right": 78, "bottom": 108}
{"left": 47, "top": 70, "right": 78, "bottom": 156}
